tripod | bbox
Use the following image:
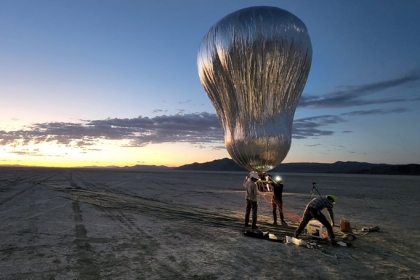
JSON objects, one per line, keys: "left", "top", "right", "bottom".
{"left": 309, "top": 182, "right": 322, "bottom": 199}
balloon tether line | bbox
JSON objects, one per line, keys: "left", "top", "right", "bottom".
{"left": 258, "top": 189, "right": 301, "bottom": 224}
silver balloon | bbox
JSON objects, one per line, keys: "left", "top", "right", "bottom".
{"left": 197, "top": 6, "right": 312, "bottom": 172}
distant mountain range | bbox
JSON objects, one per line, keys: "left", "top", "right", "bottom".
{"left": 2, "top": 158, "right": 419, "bottom": 175}
{"left": 125, "top": 158, "right": 420, "bottom": 175}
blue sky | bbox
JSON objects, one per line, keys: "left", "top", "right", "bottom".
{"left": 1, "top": 0, "right": 419, "bottom": 167}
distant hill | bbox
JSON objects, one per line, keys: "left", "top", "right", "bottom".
{"left": 122, "top": 164, "right": 172, "bottom": 172}
{"left": 2, "top": 159, "right": 419, "bottom": 175}
{"left": 174, "top": 158, "right": 246, "bottom": 172}
{"left": 174, "top": 158, "right": 420, "bottom": 175}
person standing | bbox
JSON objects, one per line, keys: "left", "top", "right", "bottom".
{"left": 269, "top": 176, "right": 288, "bottom": 226}
{"left": 294, "top": 195, "right": 337, "bottom": 241}
{"left": 244, "top": 172, "right": 259, "bottom": 229}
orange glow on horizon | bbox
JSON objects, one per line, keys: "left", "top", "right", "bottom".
{"left": 0, "top": 142, "right": 230, "bottom": 168}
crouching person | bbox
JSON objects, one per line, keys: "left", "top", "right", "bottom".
{"left": 294, "top": 195, "right": 337, "bottom": 241}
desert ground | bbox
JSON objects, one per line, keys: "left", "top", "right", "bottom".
{"left": 0, "top": 167, "right": 419, "bottom": 279}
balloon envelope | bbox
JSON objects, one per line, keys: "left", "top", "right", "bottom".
{"left": 197, "top": 6, "right": 312, "bottom": 172}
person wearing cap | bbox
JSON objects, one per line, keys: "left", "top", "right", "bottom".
{"left": 243, "top": 172, "right": 260, "bottom": 229}
{"left": 268, "top": 175, "right": 287, "bottom": 226}
{"left": 294, "top": 195, "right": 337, "bottom": 241}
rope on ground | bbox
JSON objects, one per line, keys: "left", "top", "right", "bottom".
{"left": 316, "top": 248, "right": 357, "bottom": 261}
{"left": 316, "top": 248, "right": 337, "bottom": 259}
{"left": 337, "top": 253, "right": 356, "bottom": 261}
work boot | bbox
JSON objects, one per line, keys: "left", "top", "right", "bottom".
{"left": 281, "top": 220, "right": 288, "bottom": 226}
{"left": 251, "top": 225, "right": 259, "bottom": 229}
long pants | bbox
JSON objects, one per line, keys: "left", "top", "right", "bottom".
{"left": 295, "top": 207, "right": 335, "bottom": 240}
{"left": 245, "top": 199, "right": 258, "bottom": 227}
{"left": 271, "top": 198, "right": 285, "bottom": 223}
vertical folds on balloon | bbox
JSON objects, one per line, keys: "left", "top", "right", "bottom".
{"left": 198, "top": 6, "right": 312, "bottom": 172}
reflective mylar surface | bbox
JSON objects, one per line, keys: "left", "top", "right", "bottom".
{"left": 197, "top": 6, "right": 312, "bottom": 172}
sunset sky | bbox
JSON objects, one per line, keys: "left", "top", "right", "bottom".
{"left": 1, "top": 0, "right": 420, "bottom": 168}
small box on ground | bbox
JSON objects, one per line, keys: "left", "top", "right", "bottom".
{"left": 340, "top": 219, "right": 353, "bottom": 232}
{"left": 306, "top": 220, "right": 328, "bottom": 239}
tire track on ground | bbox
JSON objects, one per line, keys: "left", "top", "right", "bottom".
{"left": 68, "top": 173, "right": 185, "bottom": 277}
{"left": 72, "top": 200, "right": 101, "bottom": 279}
{"left": 60, "top": 172, "right": 311, "bottom": 241}
{"left": 0, "top": 173, "right": 56, "bottom": 206}
{"left": 65, "top": 188, "right": 272, "bottom": 233}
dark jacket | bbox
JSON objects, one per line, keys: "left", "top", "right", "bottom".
{"left": 271, "top": 181, "right": 284, "bottom": 200}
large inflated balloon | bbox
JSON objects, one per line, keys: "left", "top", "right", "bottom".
{"left": 197, "top": 6, "right": 312, "bottom": 172}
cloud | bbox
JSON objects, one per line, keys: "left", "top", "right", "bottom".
{"left": 292, "top": 115, "right": 344, "bottom": 139}
{"left": 341, "top": 108, "right": 406, "bottom": 116}
{"left": 178, "top": 100, "right": 191, "bottom": 104}
{"left": 299, "top": 71, "right": 420, "bottom": 108}
{"left": 153, "top": 109, "right": 168, "bottom": 114}
{"left": 291, "top": 107, "right": 408, "bottom": 140}
{"left": 0, "top": 112, "right": 224, "bottom": 150}
{"left": 2, "top": 71, "right": 418, "bottom": 152}
{"left": 1, "top": 105, "right": 409, "bottom": 151}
